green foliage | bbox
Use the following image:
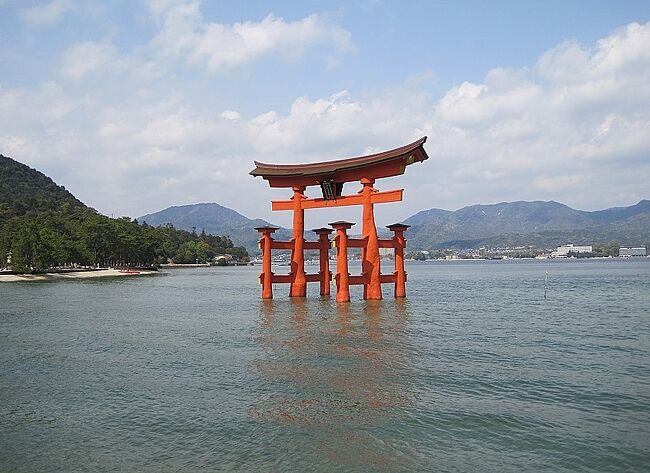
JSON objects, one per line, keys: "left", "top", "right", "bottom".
{"left": 0, "top": 154, "right": 248, "bottom": 272}
{"left": 0, "top": 155, "right": 84, "bottom": 224}
{"left": 405, "top": 249, "right": 450, "bottom": 260}
{"left": 592, "top": 241, "right": 620, "bottom": 257}
{"left": 411, "top": 251, "right": 428, "bottom": 261}
{"left": 0, "top": 207, "right": 249, "bottom": 271}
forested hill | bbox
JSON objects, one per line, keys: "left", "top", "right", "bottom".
{"left": 139, "top": 203, "right": 291, "bottom": 252}
{"left": 0, "top": 155, "right": 84, "bottom": 222}
{"left": 402, "top": 200, "right": 650, "bottom": 249}
{"left": 0, "top": 155, "right": 248, "bottom": 272}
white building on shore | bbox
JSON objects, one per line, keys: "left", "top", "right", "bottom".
{"left": 619, "top": 247, "right": 647, "bottom": 257}
{"left": 551, "top": 244, "right": 593, "bottom": 258}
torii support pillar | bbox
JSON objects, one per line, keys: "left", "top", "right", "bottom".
{"left": 361, "top": 178, "right": 382, "bottom": 300}
{"left": 290, "top": 186, "right": 307, "bottom": 297}
{"left": 330, "top": 221, "right": 354, "bottom": 303}
{"left": 387, "top": 223, "right": 410, "bottom": 298}
{"left": 312, "top": 228, "right": 333, "bottom": 296}
{"left": 255, "top": 226, "right": 279, "bottom": 299}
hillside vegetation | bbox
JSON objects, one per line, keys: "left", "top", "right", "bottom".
{"left": 0, "top": 156, "right": 84, "bottom": 222}
{"left": 0, "top": 155, "right": 248, "bottom": 272}
{"left": 403, "top": 200, "right": 650, "bottom": 250}
{"left": 139, "top": 202, "right": 291, "bottom": 252}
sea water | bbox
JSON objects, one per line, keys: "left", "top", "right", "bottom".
{"left": 1, "top": 259, "right": 649, "bottom": 472}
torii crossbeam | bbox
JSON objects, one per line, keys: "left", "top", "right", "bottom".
{"left": 250, "top": 137, "right": 429, "bottom": 301}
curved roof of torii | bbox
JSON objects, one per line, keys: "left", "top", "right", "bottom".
{"left": 250, "top": 136, "right": 429, "bottom": 188}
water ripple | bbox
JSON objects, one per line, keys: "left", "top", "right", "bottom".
{"left": 1, "top": 261, "right": 649, "bottom": 471}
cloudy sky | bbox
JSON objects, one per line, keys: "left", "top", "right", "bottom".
{"left": 1, "top": 0, "right": 649, "bottom": 228}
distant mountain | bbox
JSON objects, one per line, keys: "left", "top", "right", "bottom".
{"left": 402, "top": 200, "right": 650, "bottom": 249}
{"left": 401, "top": 207, "right": 452, "bottom": 227}
{"left": 138, "top": 203, "right": 290, "bottom": 252}
{"left": 0, "top": 154, "right": 85, "bottom": 223}
{"left": 139, "top": 199, "right": 649, "bottom": 252}
{"left": 586, "top": 199, "right": 650, "bottom": 222}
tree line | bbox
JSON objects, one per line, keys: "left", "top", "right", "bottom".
{"left": 0, "top": 204, "right": 248, "bottom": 272}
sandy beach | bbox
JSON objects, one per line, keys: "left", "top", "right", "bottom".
{"left": 0, "top": 268, "right": 160, "bottom": 282}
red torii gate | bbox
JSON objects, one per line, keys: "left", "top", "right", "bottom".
{"left": 250, "top": 137, "right": 429, "bottom": 302}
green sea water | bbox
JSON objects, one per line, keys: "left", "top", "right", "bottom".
{"left": 1, "top": 259, "right": 649, "bottom": 472}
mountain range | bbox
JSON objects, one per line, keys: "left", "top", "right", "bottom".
{"left": 138, "top": 203, "right": 291, "bottom": 251}
{"left": 140, "top": 199, "right": 650, "bottom": 252}
{"left": 404, "top": 200, "right": 650, "bottom": 249}
{"left": 2, "top": 153, "right": 647, "bottom": 253}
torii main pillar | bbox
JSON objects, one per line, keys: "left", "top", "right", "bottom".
{"left": 361, "top": 178, "right": 382, "bottom": 300}
{"left": 290, "top": 186, "right": 307, "bottom": 297}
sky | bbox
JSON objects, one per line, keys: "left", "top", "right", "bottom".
{"left": 1, "top": 0, "right": 650, "bottom": 229}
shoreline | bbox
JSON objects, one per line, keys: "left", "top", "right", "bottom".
{"left": 0, "top": 268, "right": 160, "bottom": 282}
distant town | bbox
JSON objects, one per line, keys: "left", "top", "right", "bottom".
{"left": 248, "top": 243, "right": 649, "bottom": 266}
{"left": 403, "top": 243, "right": 648, "bottom": 261}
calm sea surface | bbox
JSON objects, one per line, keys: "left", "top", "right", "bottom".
{"left": 1, "top": 259, "right": 649, "bottom": 472}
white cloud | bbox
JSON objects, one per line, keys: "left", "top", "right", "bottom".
{"left": 20, "top": 0, "right": 74, "bottom": 26}
{"left": 533, "top": 174, "right": 583, "bottom": 192}
{"left": 149, "top": 1, "right": 352, "bottom": 72}
{"left": 242, "top": 22, "right": 650, "bottom": 214}
{"left": 2, "top": 20, "right": 649, "bottom": 225}
{"left": 221, "top": 110, "right": 240, "bottom": 121}
{"left": 60, "top": 41, "right": 121, "bottom": 81}
{"left": 56, "top": 2, "right": 352, "bottom": 86}
{"left": 0, "top": 135, "right": 36, "bottom": 158}
{"left": 60, "top": 40, "right": 163, "bottom": 83}
{"left": 416, "top": 23, "right": 650, "bottom": 210}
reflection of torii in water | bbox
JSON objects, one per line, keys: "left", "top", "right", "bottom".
{"left": 251, "top": 298, "right": 413, "bottom": 468}
{"left": 250, "top": 137, "right": 429, "bottom": 302}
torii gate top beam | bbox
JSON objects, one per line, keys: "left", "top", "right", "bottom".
{"left": 249, "top": 137, "right": 428, "bottom": 188}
